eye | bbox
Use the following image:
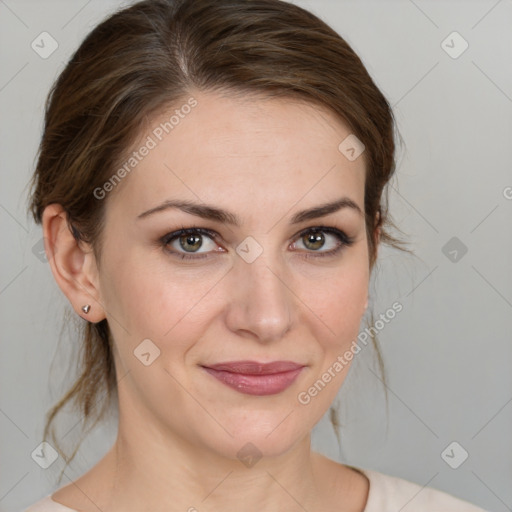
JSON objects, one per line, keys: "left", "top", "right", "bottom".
{"left": 159, "top": 225, "right": 355, "bottom": 261}
{"left": 291, "top": 226, "right": 355, "bottom": 259}
{"left": 160, "top": 227, "right": 222, "bottom": 260}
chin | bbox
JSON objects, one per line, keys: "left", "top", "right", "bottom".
{"left": 192, "top": 411, "right": 311, "bottom": 464}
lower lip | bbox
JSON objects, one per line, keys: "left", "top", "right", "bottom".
{"left": 202, "top": 367, "right": 304, "bottom": 396}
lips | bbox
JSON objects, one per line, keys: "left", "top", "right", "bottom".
{"left": 203, "top": 360, "right": 305, "bottom": 375}
{"left": 201, "top": 360, "right": 306, "bottom": 396}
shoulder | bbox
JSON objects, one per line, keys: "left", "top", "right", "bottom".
{"left": 22, "top": 494, "right": 78, "bottom": 512}
{"left": 349, "top": 466, "right": 489, "bottom": 512}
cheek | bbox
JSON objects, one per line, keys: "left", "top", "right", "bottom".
{"left": 305, "top": 262, "right": 368, "bottom": 347}
{"left": 100, "top": 253, "right": 221, "bottom": 353}
{"left": 100, "top": 238, "right": 368, "bottom": 354}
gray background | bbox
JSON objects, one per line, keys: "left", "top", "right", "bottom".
{"left": 1, "top": 0, "right": 511, "bottom": 511}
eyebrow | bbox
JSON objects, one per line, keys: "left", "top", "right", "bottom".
{"left": 137, "top": 197, "right": 364, "bottom": 226}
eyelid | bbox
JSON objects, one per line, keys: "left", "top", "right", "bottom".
{"left": 291, "top": 226, "right": 354, "bottom": 254}
{"left": 160, "top": 225, "right": 355, "bottom": 260}
{"left": 160, "top": 226, "right": 220, "bottom": 250}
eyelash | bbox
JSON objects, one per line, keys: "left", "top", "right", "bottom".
{"left": 159, "top": 226, "right": 355, "bottom": 261}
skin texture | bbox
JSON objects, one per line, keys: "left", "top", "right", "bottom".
{"left": 43, "top": 89, "right": 378, "bottom": 512}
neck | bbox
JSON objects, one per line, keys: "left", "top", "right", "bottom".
{"left": 106, "top": 424, "right": 325, "bottom": 512}
{"left": 83, "top": 378, "right": 368, "bottom": 512}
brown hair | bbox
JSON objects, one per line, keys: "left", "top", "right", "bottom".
{"left": 26, "top": 0, "right": 412, "bottom": 480}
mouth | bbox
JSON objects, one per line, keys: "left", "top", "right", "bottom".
{"left": 200, "top": 360, "right": 306, "bottom": 396}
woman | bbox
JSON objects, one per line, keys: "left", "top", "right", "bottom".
{"left": 24, "top": 0, "right": 488, "bottom": 510}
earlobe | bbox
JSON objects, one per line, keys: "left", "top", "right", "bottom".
{"left": 42, "top": 204, "right": 105, "bottom": 323}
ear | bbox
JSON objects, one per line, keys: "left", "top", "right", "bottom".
{"left": 375, "top": 207, "right": 382, "bottom": 250}
{"left": 41, "top": 203, "right": 105, "bottom": 323}
{"left": 365, "top": 214, "right": 382, "bottom": 312}
{"left": 374, "top": 224, "right": 381, "bottom": 261}
{"left": 370, "top": 209, "right": 382, "bottom": 264}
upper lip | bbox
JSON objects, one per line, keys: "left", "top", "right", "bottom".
{"left": 202, "top": 361, "right": 305, "bottom": 374}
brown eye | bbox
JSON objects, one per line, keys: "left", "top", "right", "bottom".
{"left": 292, "top": 226, "right": 355, "bottom": 259}
{"left": 161, "top": 227, "right": 220, "bottom": 260}
{"left": 302, "top": 231, "right": 325, "bottom": 251}
{"left": 179, "top": 233, "right": 203, "bottom": 252}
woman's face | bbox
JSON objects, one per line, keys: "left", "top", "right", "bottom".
{"left": 96, "top": 90, "right": 371, "bottom": 460}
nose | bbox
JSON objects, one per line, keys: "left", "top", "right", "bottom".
{"left": 224, "top": 248, "right": 294, "bottom": 344}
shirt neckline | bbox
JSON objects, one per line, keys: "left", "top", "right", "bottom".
{"left": 44, "top": 466, "right": 380, "bottom": 512}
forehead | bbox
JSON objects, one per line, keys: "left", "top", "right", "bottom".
{"left": 105, "top": 90, "right": 366, "bottom": 222}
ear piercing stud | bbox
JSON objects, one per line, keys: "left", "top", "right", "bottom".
{"left": 81, "top": 304, "right": 91, "bottom": 314}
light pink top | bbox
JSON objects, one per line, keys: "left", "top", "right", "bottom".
{"left": 22, "top": 467, "right": 488, "bottom": 511}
